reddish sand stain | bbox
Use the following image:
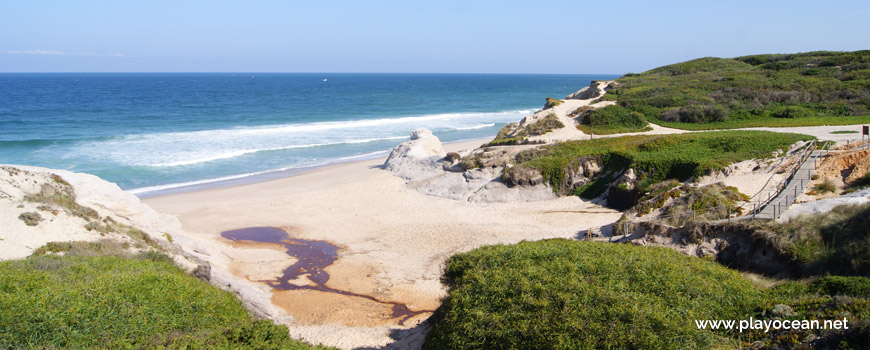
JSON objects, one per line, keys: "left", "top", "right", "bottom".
{"left": 221, "top": 227, "right": 429, "bottom": 325}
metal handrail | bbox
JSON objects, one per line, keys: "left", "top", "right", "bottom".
{"left": 742, "top": 140, "right": 816, "bottom": 217}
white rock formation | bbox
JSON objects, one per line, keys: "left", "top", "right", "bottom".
{"left": 383, "top": 130, "right": 557, "bottom": 202}
{"left": 383, "top": 128, "right": 447, "bottom": 183}
{"left": 0, "top": 165, "right": 205, "bottom": 274}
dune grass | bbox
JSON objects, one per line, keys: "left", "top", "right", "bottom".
{"left": 759, "top": 203, "right": 870, "bottom": 277}
{"left": 0, "top": 253, "right": 333, "bottom": 349}
{"left": 424, "top": 239, "right": 870, "bottom": 349}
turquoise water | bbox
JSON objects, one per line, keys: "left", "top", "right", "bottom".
{"left": 0, "top": 73, "right": 617, "bottom": 195}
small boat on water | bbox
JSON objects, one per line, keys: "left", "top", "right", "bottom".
{"left": 322, "top": 78, "right": 327, "bottom": 82}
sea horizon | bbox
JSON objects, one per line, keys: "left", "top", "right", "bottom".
{"left": 0, "top": 72, "right": 619, "bottom": 196}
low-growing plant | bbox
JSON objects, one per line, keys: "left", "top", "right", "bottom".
{"left": 577, "top": 105, "right": 651, "bottom": 134}
{"left": 772, "top": 105, "right": 812, "bottom": 119}
{"left": 425, "top": 239, "right": 869, "bottom": 349}
{"left": 520, "top": 113, "right": 564, "bottom": 137}
{"left": 814, "top": 178, "right": 837, "bottom": 193}
{"left": 659, "top": 183, "right": 748, "bottom": 225}
{"left": 850, "top": 171, "right": 870, "bottom": 189}
{"left": 17, "top": 212, "right": 43, "bottom": 226}
{"left": 0, "top": 254, "right": 333, "bottom": 349}
{"left": 544, "top": 97, "right": 563, "bottom": 109}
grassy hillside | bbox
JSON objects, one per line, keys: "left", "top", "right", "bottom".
{"left": 424, "top": 240, "right": 870, "bottom": 349}
{"left": 507, "top": 130, "right": 812, "bottom": 199}
{"left": 599, "top": 50, "right": 870, "bottom": 130}
{"left": 0, "top": 251, "right": 333, "bottom": 349}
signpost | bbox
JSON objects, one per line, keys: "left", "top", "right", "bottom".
{"left": 864, "top": 125, "right": 869, "bottom": 149}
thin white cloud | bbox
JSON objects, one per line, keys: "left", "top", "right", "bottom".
{"left": 5, "top": 50, "right": 124, "bottom": 57}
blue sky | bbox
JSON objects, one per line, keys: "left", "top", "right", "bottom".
{"left": 1, "top": 0, "right": 868, "bottom": 73}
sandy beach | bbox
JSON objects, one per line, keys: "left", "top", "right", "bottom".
{"left": 143, "top": 138, "right": 622, "bottom": 348}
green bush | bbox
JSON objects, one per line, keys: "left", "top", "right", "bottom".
{"left": 425, "top": 240, "right": 765, "bottom": 349}
{"left": 426, "top": 239, "right": 870, "bottom": 349}
{"left": 659, "top": 183, "right": 748, "bottom": 225}
{"left": 0, "top": 254, "right": 332, "bottom": 349}
{"left": 577, "top": 105, "right": 651, "bottom": 134}
{"left": 851, "top": 171, "right": 870, "bottom": 189}
{"left": 811, "top": 276, "right": 870, "bottom": 297}
{"left": 544, "top": 97, "right": 563, "bottom": 109}
{"left": 772, "top": 105, "right": 812, "bottom": 119}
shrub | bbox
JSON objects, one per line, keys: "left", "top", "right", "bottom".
{"left": 425, "top": 240, "right": 766, "bottom": 349}
{"left": 813, "top": 178, "right": 837, "bottom": 193}
{"left": 850, "top": 171, "right": 870, "bottom": 189}
{"left": 660, "top": 104, "right": 729, "bottom": 123}
{"left": 659, "top": 183, "right": 748, "bottom": 225}
{"left": 522, "top": 114, "right": 565, "bottom": 137}
{"left": 811, "top": 276, "right": 870, "bottom": 297}
{"left": 577, "top": 105, "right": 650, "bottom": 134}
{"left": 772, "top": 105, "right": 812, "bottom": 119}
{"left": 544, "top": 97, "right": 563, "bottom": 109}
{"left": 17, "top": 212, "right": 43, "bottom": 226}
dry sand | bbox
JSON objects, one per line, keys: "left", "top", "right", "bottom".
{"left": 143, "top": 139, "right": 622, "bottom": 349}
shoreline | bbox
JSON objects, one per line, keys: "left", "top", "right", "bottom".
{"left": 133, "top": 137, "right": 491, "bottom": 199}
{"left": 141, "top": 134, "right": 622, "bottom": 348}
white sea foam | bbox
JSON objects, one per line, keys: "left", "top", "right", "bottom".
{"left": 148, "top": 137, "right": 407, "bottom": 167}
{"left": 127, "top": 149, "right": 393, "bottom": 196}
{"left": 454, "top": 123, "right": 496, "bottom": 130}
{"left": 69, "top": 109, "right": 530, "bottom": 168}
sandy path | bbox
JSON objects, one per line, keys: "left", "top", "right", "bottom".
{"left": 144, "top": 139, "right": 622, "bottom": 349}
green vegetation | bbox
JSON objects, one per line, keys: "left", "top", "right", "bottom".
{"left": 511, "top": 131, "right": 811, "bottom": 198}
{"left": 24, "top": 182, "right": 100, "bottom": 222}
{"left": 544, "top": 97, "right": 563, "bottom": 109}
{"left": 850, "top": 170, "right": 870, "bottom": 190}
{"left": 759, "top": 203, "right": 870, "bottom": 277}
{"left": 831, "top": 130, "right": 860, "bottom": 134}
{"left": 658, "top": 183, "right": 749, "bottom": 225}
{"left": 521, "top": 114, "right": 564, "bottom": 137}
{"left": 813, "top": 178, "right": 838, "bottom": 193}
{"left": 604, "top": 51, "right": 870, "bottom": 129}
{"left": 488, "top": 114, "right": 564, "bottom": 146}
{"left": 0, "top": 252, "right": 332, "bottom": 349}
{"left": 630, "top": 179, "right": 683, "bottom": 216}
{"left": 425, "top": 239, "right": 869, "bottom": 349}
{"left": 17, "top": 212, "right": 43, "bottom": 226}
{"left": 575, "top": 105, "right": 652, "bottom": 135}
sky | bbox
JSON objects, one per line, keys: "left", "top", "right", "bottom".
{"left": 1, "top": 0, "right": 869, "bottom": 74}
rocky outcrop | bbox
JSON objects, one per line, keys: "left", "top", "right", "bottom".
{"left": 565, "top": 80, "right": 611, "bottom": 100}
{"left": 383, "top": 128, "right": 448, "bottom": 183}
{"left": 383, "top": 129, "right": 557, "bottom": 202}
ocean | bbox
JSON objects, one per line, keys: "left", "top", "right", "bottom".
{"left": 0, "top": 73, "right": 618, "bottom": 196}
